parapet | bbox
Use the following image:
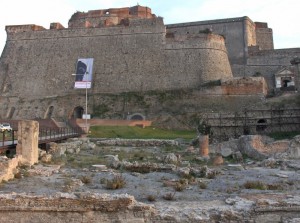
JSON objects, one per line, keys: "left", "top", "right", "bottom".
{"left": 50, "top": 22, "right": 65, "bottom": 30}
{"left": 5, "top": 24, "right": 46, "bottom": 34}
{"left": 68, "top": 5, "right": 156, "bottom": 28}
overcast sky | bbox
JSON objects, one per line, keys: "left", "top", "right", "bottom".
{"left": 1, "top": 0, "right": 299, "bottom": 54}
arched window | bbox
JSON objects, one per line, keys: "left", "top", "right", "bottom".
{"left": 256, "top": 119, "right": 267, "bottom": 132}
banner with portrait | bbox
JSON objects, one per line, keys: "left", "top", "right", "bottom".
{"left": 74, "top": 58, "right": 94, "bottom": 89}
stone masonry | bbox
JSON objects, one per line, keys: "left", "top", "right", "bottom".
{"left": 16, "top": 120, "right": 39, "bottom": 166}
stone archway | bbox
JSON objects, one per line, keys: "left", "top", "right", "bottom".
{"left": 256, "top": 119, "right": 267, "bottom": 132}
{"left": 127, "top": 113, "right": 145, "bottom": 120}
{"left": 72, "top": 106, "right": 84, "bottom": 119}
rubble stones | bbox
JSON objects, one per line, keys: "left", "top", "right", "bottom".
{"left": 1, "top": 136, "right": 300, "bottom": 222}
{"left": 40, "top": 154, "right": 52, "bottom": 163}
{"left": 287, "top": 136, "right": 300, "bottom": 159}
{"left": 164, "top": 153, "right": 179, "bottom": 164}
{"left": 220, "top": 147, "right": 233, "bottom": 157}
{"left": 177, "top": 167, "right": 190, "bottom": 177}
{"left": 105, "top": 155, "right": 120, "bottom": 169}
{"left": 95, "top": 138, "right": 179, "bottom": 147}
{"left": 232, "top": 151, "right": 243, "bottom": 162}
{"left": 212, "top": 155, "right": 224, "bottom": 165}
{"left": 238, "top": 135, "right": 269, "bottom": 160}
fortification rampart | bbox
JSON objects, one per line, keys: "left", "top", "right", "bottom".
{"left": 255, "top": 22, "right": 274, "bottom": 50}
{"left": 0, "top": 17, "right": 232, "bottom": 100}
{"left": 0, "top": 5, "right": 298, "bottom": 126}
{"left": 245, "top": 48, "right": 300, "bottom": 90}
{"left": 166, "top": 16, "right": 256, "bottom": 67}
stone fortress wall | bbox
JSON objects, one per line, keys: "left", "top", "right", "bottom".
{"left": 166, "top": 17, "right": 300, "bottom": 90}
{"left": 0, "top": 12, "right": 232, "bottom": 99}
{"left": 0, "top": 5, "right": 299, "bottom": 121}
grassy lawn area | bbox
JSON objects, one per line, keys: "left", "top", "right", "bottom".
{"left": 267, "top": 131, "right": 300, "bottom": 140}
{"left": 88, "top": 126, "right": 197, "bottom": 140}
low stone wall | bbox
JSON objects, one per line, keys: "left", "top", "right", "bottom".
{"left": 0, "top": 156, "right": 21, "bottom": 182}
{"left": 221, "top": 76, "right": 268, "bottom": 95}
{"left": 0, "top": 193, "right": 155, "bottom": 223}
{"left": 93, "top": 138, "right": 179, "bottom": 147}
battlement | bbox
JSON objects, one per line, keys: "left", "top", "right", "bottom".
{"left": 5, "top": 24, "right": 46, "bottom": 34}
{"left": 68, "top": 5, "right": 155, "bottom": 28}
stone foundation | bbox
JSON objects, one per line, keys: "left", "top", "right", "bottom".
{"left": 0, "top": 193, "right": 155, "bottom": 223}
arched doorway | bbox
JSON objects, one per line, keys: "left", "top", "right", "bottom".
{"left": 256, "top": 119, "right": 267, "bottom": 132}
{"left": 127, "top": 113, "right": 145, "bottom": 120}
{"left": 44, "top": 106, "right": 54, "bottom": 119}
{"left": 282, "top": 79, "right": 291, "bottom": 87}
{"left": 72, "top": 106, "right": 84, "bottom": 119}
{"left": 130, "top": 114, "right": 144, "bottom": 120}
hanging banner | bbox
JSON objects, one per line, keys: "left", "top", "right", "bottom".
{"left": 74, "top": 58, "right": 94, "bottom": 89}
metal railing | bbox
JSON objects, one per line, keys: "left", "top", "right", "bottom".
{"left": 0, "top": 126, "right": 84, "bottom": 149}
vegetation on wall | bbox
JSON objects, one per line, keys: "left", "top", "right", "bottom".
{"left": 93, "top": 103, "right": 110, "bottom": 118}
{"left": 187, "top": 113, "right": 212, "bottom": 139}
{"left": 121, "top": 92, "right": 148, "bottom": 107}
{"left": 253, "top": 71, "right": 262, "bottom": 77}
{"left": 200, "top": 80, "right": 221, "bottom": 88}
{"left": 199, "top": 28, "right": 212, "bottom": 34}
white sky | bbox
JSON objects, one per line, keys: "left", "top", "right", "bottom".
{"left": 0, "top": 0, "right": 299, "bottom": 55}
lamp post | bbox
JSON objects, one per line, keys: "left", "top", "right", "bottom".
{"left": 73, "top": 58, "right": 93, "bottom": 133}
{"left": 85, "top": 72, "right": 88, "bottom": 132}
{"left": 72, "top": 72, "right": 89, "bottom": 133}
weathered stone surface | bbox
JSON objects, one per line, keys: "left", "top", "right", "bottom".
{"left": 238, "top": 135, "right": 270, "bottom": 160}
{"left": 0, "top": 156, "right": 21, "bottom": 182}
{"left": 164, "top": 153, "right": 179, "bottom": 164}
{"left": 199, "top": 135, "right": 209, "bottom": 157}
{"left": 16, "top": 120, "right": 39, "bottom": 165}
{"left": 212, "top": 155, "right": 224, "bottom": 165}
{"left": 227, "top": 164, "right": 244, "bottom": 171}
{"left": 105, "top": 155, "right": 120, "bottom": 169}
{"left": 220, "top": 147, "right": 233, "bottom": 157}
{"left": 287, "top": 136, "right": 300, "bottom": 159}
{"left": 0, "top": 193, "right": 155, "bottom": 223}
{"left": 177, "top": 167, "right": 190, "bottom": 177}
{"left": 96, "top": 138, "right": 179, "bottom": 147}
{"left": 40, "top": 154, "right": 52, "bottom": 163}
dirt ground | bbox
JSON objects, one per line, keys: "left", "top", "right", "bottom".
{"left": 1, "top": 141, "right": 300, "bottom": 222}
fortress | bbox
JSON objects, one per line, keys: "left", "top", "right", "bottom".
{"left": 0, "top": 5, "right": 299, "bottom": 136}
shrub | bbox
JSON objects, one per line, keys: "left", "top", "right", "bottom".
{"left": 266, "top": 183, "right": 284, "bottom": 190}
{"left": 14, "top": 172, "right": 22, "bottom": 179}
{"left": 79, "top": 175, "right": 92, "bottom": 184}
{"left": 174, "top": 182, "right": 186, "bottom": 192}
{"left": 243, "top": 180, "right": 267, "bottom": 190}
{"left": 199, "top": 181, "right": 207, "bottom": 189}
{"left": 162, "top": 191, "right": 176, "bottom": 201}
{"left": 100, "top": 178, "right": 107, "bottom": 184}
{"left": 146, "top": 194, "right": 156, "bottom": 202}
{"left": 105, "top": 175, "right": 126, "bottom": 190}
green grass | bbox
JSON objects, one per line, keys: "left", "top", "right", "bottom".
{"left": 268, "top": 131, "right": 300, "bottom": 140}
{"left": 88, "top": 126, "right": 196, "bottom": 140}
